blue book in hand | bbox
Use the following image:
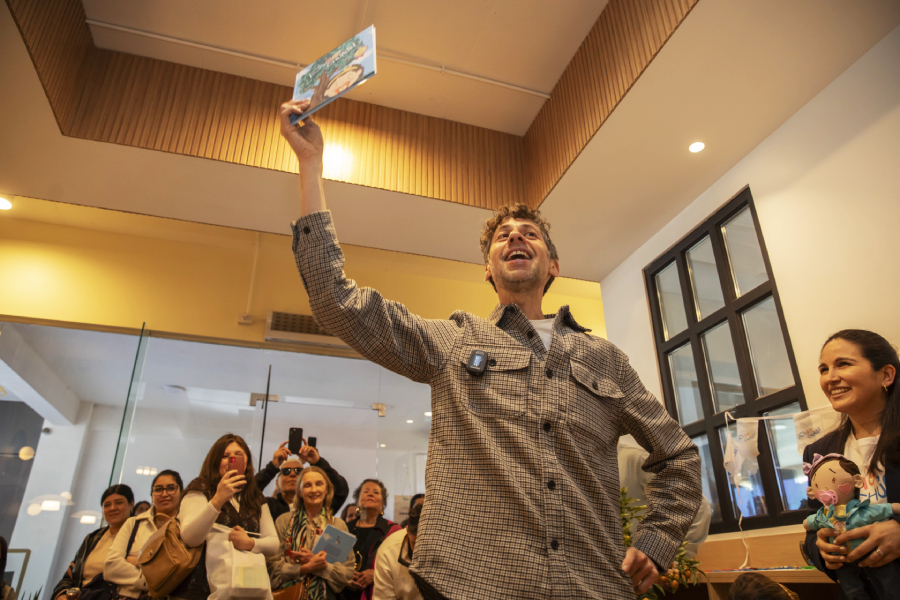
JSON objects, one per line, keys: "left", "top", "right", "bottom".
{"left": 312, "top": 525, "right": 357, "bottom": 564}
{"left": 290, "top": 25, "right": 377, "bottom": 125}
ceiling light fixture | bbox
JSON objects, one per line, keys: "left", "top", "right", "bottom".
{"left": 424, "top": 412, "right": 432, "bottom": 417}
{"left": 80, "top": 515, "right": 97, "bottom": 525}
{"left": 0, "top": 197, "right": 11, "bottom": 210}
{"left": 689, "top": 142, "right": 705, "bottom": 153}
{"left": 380, "top": 443, "right": 386, "bottom": 448}
{"left": 406, "top": 419, "right": 414, "bottom": 424}
{"left": 41, "top": 500, "right": 61, "bottom": 511}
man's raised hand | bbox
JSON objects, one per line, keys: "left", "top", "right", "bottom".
{"left": 279, "top": 100, "right": 325, "bottom": 173}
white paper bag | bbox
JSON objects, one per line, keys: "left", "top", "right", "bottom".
{"left": 231, "top": 547, "right": 269, "bottom": 598}
{"left": 206, "top": 524, "right": 273, "bottom": 600}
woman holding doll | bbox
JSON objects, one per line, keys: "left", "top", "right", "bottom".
{"left": 270, "top": 466, "right": 355, "bottom": 600}
{"left": 804, "top": 329, "right": 900, "bottom": 597}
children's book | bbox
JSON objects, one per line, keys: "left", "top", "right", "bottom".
{"left": 311, "top": 524, "right": 357, "bottom": 564}
{"left": 290, "top": 25, "right": 376, "bottom": 124}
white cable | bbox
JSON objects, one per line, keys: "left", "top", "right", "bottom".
{"left": 85, "top": 19, "right": 551, "bottom": 99}
{"left": 724, "top": 412, "right": 752, "bottom": 569}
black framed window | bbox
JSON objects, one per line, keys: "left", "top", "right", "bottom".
{"left": 644, "top": 187, "right": 808, "bottom": 533}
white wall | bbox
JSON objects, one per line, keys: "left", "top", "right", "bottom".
{"left": 601, "top": 25, "right": 900, "bottom": 412}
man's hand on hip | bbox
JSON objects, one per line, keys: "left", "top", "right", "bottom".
{"left": 621, "top": 547, "right": 659, "bottom": 595}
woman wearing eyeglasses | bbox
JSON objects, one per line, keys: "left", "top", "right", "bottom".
{"left": 104, "top": 470, "right": 184, "bottom": 598}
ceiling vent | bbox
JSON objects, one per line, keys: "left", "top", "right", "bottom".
{"left": 265, "top": 311, "right": 349, "bottom": 348}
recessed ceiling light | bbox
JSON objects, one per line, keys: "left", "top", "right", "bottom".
{"left": 379, "top": 443, "right": 386, "bottom": 448}
{"left": 689, "top": 142, "right": 705, "bottom": 153}
{"left": 406, "top": 419, "right": 414, "bottom": 424}
{"left": 80, "top": 515, "right": 97, "bottom": 524}
{"left": 41, "top": 500, "right": 61, "bottom": 511}
{"left": 424, "top": 412, "right": 432, "bottom": 417}
{"left": 0, "top": 197, "right": 12, "bottom": 210}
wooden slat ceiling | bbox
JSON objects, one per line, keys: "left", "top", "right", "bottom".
{"left": 6, "top": 0, "right": 697, "bottom": 211}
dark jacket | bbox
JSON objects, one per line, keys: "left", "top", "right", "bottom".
{"left": 340, "top": 516, "right": 401, "bottom": 600}
{"left": 255, "top": 456, "right": 350, "bottom": 520}
{"left": 51, "top": 527, "right": 109, "bottom": 600}
{"left": 803, "top": 430, "right": 900, "bottom": 580}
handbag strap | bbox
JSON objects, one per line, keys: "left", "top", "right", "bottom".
{"left": 126, "top": 520, "right": 140, "bottom": 556}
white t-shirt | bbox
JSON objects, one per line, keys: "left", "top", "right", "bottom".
{"left": 530, "top": 319, "right": 554, "bottom": 351}
{"left": 844, "top": 432, "right": 888, "bottom": 505}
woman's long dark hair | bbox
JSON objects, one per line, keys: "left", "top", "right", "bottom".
{"left": 197, "top": 433, "right": 264, "bottom": 515}
{"left": 822, "top": 329, "right": 900, "bottom": 473}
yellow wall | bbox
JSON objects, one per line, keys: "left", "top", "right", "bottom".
{"left": 0, "top": 199, "right": 605, "bottom": 349}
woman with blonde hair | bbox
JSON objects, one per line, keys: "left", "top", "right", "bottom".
{"left": 270, "top": 466, "right": 355, "bottom": 600}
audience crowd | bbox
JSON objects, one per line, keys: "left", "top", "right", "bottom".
{"left": 39, "top": 327, "right": 898, "bottom": 600}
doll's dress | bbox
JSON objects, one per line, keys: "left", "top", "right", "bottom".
{"left": 805, "top": 499, "right": 894, "bottom": 550}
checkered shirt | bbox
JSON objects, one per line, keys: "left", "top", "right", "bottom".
{"left": 291, "top": 211, "right": 702, "bottom": 600}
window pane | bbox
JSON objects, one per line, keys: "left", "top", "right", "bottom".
{"left": 701, "top": 321, "right": 745, "bottom": 412}
{"left": 693, "top": 434, "right": 723, "bottom": 523}
{"left": 743, "top": 297, "right": 794, "bottom": 397}
{"left": 765, "top": 403, "right": 809, "bottom": 511}
{"left": 721, "top": 207, "right": 768, "bottom": 297}
{"left": 718, "top": 427, "right": 767, "bottom": 518}
{"left": 686, "top": 236, "right": 725, "bottom": 320}
{"left": 668, "top": 343, "right": 703, "bottom": 425}
{"left": 655, "top": 262, "right": 688, "bottom": 340}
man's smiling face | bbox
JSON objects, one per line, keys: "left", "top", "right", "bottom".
{"left": 485, "top": 218, "right": 559, "bottom": 296}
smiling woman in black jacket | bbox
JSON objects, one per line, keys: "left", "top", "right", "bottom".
{"left": 804, "top": 330, "right": 899, "bottom": 594}
{"left": 51, "top": 485, "right": 134, "bottom": 600}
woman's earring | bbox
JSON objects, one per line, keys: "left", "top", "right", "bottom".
{"left": 885, "top": 383, "right": 890, "bottom": 394}
{"left": 355, "top": 506, "right": 361, "bottom": 516}
{"left": 380, "top": 509, "right": 384, "bottom": 516}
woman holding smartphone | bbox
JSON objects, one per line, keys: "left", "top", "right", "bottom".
{"left": 171, "top": 434, "right": 279, "bottom": 600}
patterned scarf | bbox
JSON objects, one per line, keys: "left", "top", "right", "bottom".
{"left": 285, "top": 508, "right": 327, "bottom": 600}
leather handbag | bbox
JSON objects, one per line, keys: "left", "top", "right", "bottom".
{"left": 138, "top": 518, "right": 202, "bottom": 598}
{"left": 272, "top": 580, "right": 308, "bottom": 600}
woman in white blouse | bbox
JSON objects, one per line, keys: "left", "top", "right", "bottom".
{"left": 104, "top": 470, "right": 183, "bottom": 598}
{"left": 171, "top": 434, "right": 279, "bottom": 600}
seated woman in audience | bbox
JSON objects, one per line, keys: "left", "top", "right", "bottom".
{"left": 270, "top": 466, "right": 355, "bottom": 599}
{"left": 105, "top": 470, "right": 183, "bottom": 598}
{"left": 340, "top": 480, "right": 401, "bottom": 600}
{"left": 805, "top": 330, "right": 900, "bottom": 597}
{"left": 341, "top": 504, "right": 358, "bottom": 526}
{"left": 133, "top": 501, "right": 151, "bottom": 516}
{"left": 52, "top": 485, "right": 134, "bottom": 600}
{"left": 373, "top": 503, "right": 423, "bottom": 600}
{"left": 172, "top": 434, "right": 279, "bottom": 600}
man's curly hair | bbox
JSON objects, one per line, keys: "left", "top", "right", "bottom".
{"left": 480, "top": 204, "right": 559, "bottom": 295}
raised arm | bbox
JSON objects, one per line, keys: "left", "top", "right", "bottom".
{"left": 278, "top": 101, "right": 458, "bottom": 384}
{"left": 279, "top": 100, "right": 326, "bottom": 217}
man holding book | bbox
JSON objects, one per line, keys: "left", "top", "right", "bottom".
{"left": 278, "top": 99, "right": 701, "bottom": 600}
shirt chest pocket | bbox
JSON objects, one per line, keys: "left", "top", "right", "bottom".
{"left": 569, "top": 359, "right": 624, "bottom": 445}
{"left": 457, "top": 345, "right": 531, "bottom": 419}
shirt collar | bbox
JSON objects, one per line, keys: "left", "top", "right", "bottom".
{"left": 489, "top": 304, "right": 590, "bottom": 333}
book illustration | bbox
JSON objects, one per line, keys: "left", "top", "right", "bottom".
{"left": 311, "top": 524, "right": 357, "bottom": 564}
{"left": 290, "top": 25, "right": 376, "bottom": 124}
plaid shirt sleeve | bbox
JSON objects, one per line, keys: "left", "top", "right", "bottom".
{"left": 614, "top": 346, "right": 702, "bottom": 569}
{"left": 292, "top": 211, "right": 458, "bottom": 384}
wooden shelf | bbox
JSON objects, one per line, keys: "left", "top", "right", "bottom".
{"left": 706, "top": 569, "right": 833, "bottom": 584}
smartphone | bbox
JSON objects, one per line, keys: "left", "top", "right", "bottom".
{"left": 289, "top": 428, "right": 304, "bottom": 455}
{"left": 228, "top": 455, "right": 246, "bottom": 477}
{"left": 307, "top": 436, "right": 317, "bottom": 448}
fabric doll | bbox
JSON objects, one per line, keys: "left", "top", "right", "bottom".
{"left": 803, "top": 453, "right": 900, "bottom": 600}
